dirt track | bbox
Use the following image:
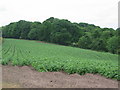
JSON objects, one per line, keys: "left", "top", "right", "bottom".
{"left": 2, "top": 65, "right": 118, "bottom": 88}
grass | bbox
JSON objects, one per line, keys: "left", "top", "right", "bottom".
{"left": 1, "top": 38, "right": 119, "bottom": 79}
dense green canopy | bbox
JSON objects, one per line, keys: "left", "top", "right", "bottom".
{"left": 2, "top": 17, "right": 119, "bottom": 54}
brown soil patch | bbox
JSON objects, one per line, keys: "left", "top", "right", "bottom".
{"left": 2, "top": 82, "right": 21, "bottom": 88}
{"left": 2, "top": 65, "right": 118, "bottom": 88}
{"left": 37, "top": 41, "right": 64, "bottom": 46}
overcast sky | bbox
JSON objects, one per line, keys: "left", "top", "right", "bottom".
{"left": 0, "top": 0, "right": 119, "bottom": 29}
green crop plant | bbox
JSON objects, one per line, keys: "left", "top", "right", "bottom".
{"left": 1, "top": 39, "right": 119, "bottom": 80}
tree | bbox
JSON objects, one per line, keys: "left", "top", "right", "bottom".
{"left": 28, "top": 22, "right": 41, "bottom": 40}
{"left": 2, "top": 17, "right": 119, "bottom": 54}
{"left": 50, "top": 28, "right": 72, "bottom": 45}
{"left": 78, "top": 33, "right": 92, "bottom": 49}
{"left": 90, "top": 39, "right": 107, "bottom": 51}
{"left": 39, "top": 21, "right": 54, "bottom": 42}
{"left": 116, "top": 28, "right": 120, "bottom": 36}
{"left": 28, "top": 28, "right": 38, "bottom": 40}
{"left": 19, "top": 20, "right": 31, "bottom": 39}
{"left": 107, "top": 36, "right": 119, "bottom": 54}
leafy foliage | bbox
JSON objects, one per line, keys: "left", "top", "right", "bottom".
{"left": 2, "top": 17, "right": 119, "bottom": 54}
{"left": 2, "top": 39, "right": 119, "bottom": 80}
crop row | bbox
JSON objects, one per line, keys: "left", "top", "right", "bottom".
{"left": 1, "top": 39, "right": 119, "bottom": 80}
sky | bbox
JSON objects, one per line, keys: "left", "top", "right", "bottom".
{"left": 0, "top": 0, "right": 119, "bottom": 29}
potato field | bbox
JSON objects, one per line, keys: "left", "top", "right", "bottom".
{"left": 1, "top": 39, "right": 118, "bottom": 80}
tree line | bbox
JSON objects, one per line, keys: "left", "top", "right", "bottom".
{"left": 2, "top": 17, "right": 120, "bottom": 54}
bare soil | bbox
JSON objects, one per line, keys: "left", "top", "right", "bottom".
{"left": 2, "top": 65, "right": 118, "bottom": 88}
